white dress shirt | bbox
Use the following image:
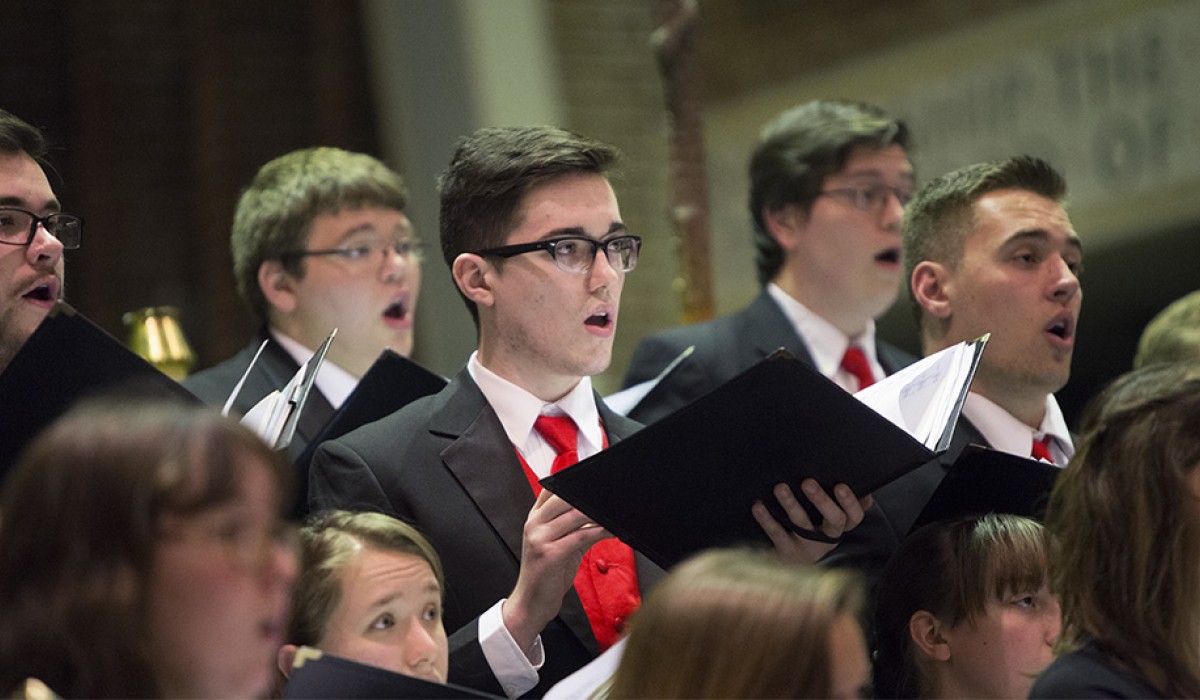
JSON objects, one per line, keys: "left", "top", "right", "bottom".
{"left": 271, "top": 328, "right": 358, "bottom": 409}
{"left": 961, "top": 392, "right": 1074, "bottom": 466}
{"left": 767, "top": 283, "right": 884, "bottom": 392}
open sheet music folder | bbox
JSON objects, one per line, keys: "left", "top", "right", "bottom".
{"left": 283, "top": 647, "right": 497, "bottom": 699}
{"left": 542, "top": 338, "right": 986, "bottom": 570}
{"left": 0, "top": 302, "right": 199, "bottom": 475}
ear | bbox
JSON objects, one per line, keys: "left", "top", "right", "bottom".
{"left": 763, "top": 204, "right": 806, "bottom": 249}
{"left": 259, "top": 260, "right": 299, "bottom": 315}
{"left": 909, "top": 610, "right": 952, "bottom": 662}
{"left": 452, "top": 253, "right": 495, "bottom": 309}
{"left": 911, "top": 260, "right": 953, "bottom": 320}
{"left": 277, "top": 643, "right": 299, "bottom": 678}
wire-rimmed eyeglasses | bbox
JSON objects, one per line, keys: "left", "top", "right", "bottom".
{"left": 476, "top": 235, "right": 642, "bottom": 274}
{"left": 279, "top": 238, "right": 421, "bottom": 265}
{"left": 818, "top": 184, "right": 913, "bottom": 213}
{"left": 0, "top": 207, "right": 83, "bottom": 250}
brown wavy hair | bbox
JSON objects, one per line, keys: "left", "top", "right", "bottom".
{"left": 1045, "top": 363, "right": 1200, "bottom": 696}
{"left": 609, "top": 548, "right": 864, "bottom": 698}
{"left": 0, "top": 397, "right": 290, "bottom": 697}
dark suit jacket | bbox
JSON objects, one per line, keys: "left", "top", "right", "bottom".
{"left": 184, "top": 328, "right": 335, "bottom": 516}
{"left": 1030, "top": 639, "right": 1164, "bottom": 699}
{"left": 821, "top": 417, "right": 988, "bottom": 592}
{"left": 623, "top": 290, "right": 916, "bottom": 424}
{"left": 308, "top": 369, "right": 665, "bottom": 697}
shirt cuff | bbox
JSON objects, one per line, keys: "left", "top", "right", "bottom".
{"left": 479, "top": 599, "right": 544, "bottom": 698}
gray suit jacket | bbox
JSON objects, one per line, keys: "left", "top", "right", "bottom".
{"left": 308, "top": 369, "right": 664, "bottom": 697}
{"left": 623, "top": 290, "right": 916, "bottom": 424}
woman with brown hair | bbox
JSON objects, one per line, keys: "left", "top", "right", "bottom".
{"left": 607, "top": 548, "right": 869, "bottom": 699}
{"left": 278, "top": 509, "right": 449, "bottom": 684}
{"left": 1031, "top": 363, "right": 1200, "bottom": 697}
{"left": 0, "top": 398, "right": 297, "bottom": 697}
{"left": 872, "top": 513, "right": 1059, "bottom": 698}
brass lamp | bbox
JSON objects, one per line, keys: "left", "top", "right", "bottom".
{"left": 122, "top": 306, "right": 197, "bottom": 381}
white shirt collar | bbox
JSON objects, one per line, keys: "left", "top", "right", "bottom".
{"left": 766, "top": 283, "right": 883, "bottom": 391}
{"left": 467, "top": 352, "right": 603, "bottom": 475}
{"left": 961, "top": 392, "right": 1074, "bottom": 466}
{"left": 270, "top": 328, "right": 357, "bottom": 409}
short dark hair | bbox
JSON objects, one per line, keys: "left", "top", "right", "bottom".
{"left": 0, "top": 109, "right": 48, "bottom": 162}
{"left": 749, "top": 100, "right": 910, "bottom": 285}
{"left": 436, "top": 125, "right": 619, "bottom": 326}
{"left": 231, "top": 147, "right": 409, "bottom": 323}
{"left": 902, "top": 155, "right": 1067, "bottom": 330}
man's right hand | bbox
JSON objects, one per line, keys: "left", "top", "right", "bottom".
{"left": 502, "top": 488, "right": 610, "bottom": 653}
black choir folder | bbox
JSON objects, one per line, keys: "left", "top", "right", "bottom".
{"left": 283, "top": 647, "right": 496, "bottom": 699}
{"left": 542, "top": 337, "right": 988, "bottom": 570}
{"left": 0, "top": 302, "right": 198, "bottom": 475}
{"left": 909, "top": 444, "right": 1061, "bottom": 534}
{"left": 294, "top": 348, "right": 447, "bottom": 472}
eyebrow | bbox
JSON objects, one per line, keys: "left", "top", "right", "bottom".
{"left": 1004, "top": 228, "right": 1083, "bottom": 255}
{"left": 368, "top": 582, "right": 442, "bottom": 611}
{"left": 835, "top": 168, "right": 915, "bottom": 184}
{"left": 0, "top": 195, "right": 61, "bottom": 212}
{"left": 539, "top": 221, "right": 627, "bottom": 241}
{"left": 336, "top": 221, "right": 414, "bottom": 242}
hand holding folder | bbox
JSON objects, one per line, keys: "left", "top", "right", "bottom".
{"left": 541, "top": 337, "right": 988, "bottom": 570}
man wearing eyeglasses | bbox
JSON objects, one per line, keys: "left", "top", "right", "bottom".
{"left": 0, "top": 109, "right": 83, "bottom": 376}
{"left": 623, "top": 100, "right": 916, "bottom": 423}
{"left": 184, "top": 147, "right": 419, "bottom": 458}
{"left": 308, "top": 126, "right": 638, "bottom": 697}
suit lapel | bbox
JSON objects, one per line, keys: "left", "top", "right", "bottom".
{"left": 437, "top": 372, "right": 536, "bottom": 561}
{"left": 744, "top": 291, "right": 816, "bottom": 366}
{"left": 875, "top": 339, "right": 918, "bottom": 375}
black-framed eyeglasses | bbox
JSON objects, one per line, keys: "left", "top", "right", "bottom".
{"left": 0, "top": 207, "right": 83, "bottom": 249}
{"left": 819, "top": 184, "right": 913, "bottom": 213}
{"left": 476, "top": 235, "right": 642, "bottom": 274}
{"left": 280, "top": 238, "right": 421, "bottom": 265}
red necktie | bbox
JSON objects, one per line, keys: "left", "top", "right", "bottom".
{"left": 1031, "top": 435, "right": 1055, "bottom": 464}
{"left": 841, "top": 345, "right": 876, "bottom": 390}
{"left": 529, "top": 415, "right": 640, "bottom": 651}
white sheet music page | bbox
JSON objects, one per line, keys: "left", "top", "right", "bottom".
{"left": 853, "top": 335, "right": 988, "bottom": 451}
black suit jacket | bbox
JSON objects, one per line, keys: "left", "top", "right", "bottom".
{"left": 308, "top": 369, "right": 665, "bottom": 697}
{"left": 183, "top": 328, "right": 336, "bottom": 462}
{"left": 1030, "top": 639, "right": 1164, "bottom": 699}
{"left": 820, "top": 417, "right": 988, "bottom": 591}
{"left": 623, "top": 290, "right": 916, "bottom": 424}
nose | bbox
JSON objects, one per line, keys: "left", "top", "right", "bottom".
{"left": 264, "top": 537, "right": 299, "bottom": 589}
{"left": 380, "top": 244, "right": 414, "bottom": 283}
{"left": 404, "top": 620, "right": 442, "bottom": 671}
{"left": 588, "top": 245, "right": 621, "bottom": 291}
{"left": 26, "top": 222, "right": 64, "bottom": 268}
{"left": 1044, "top": 596, "right": 1063, "bottom": 645}
{"left": 1048, "top": 255, "right": 1080, "bottom": 305}
{"left": 879, "top": 190, "right": 904, "bottom": 233}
